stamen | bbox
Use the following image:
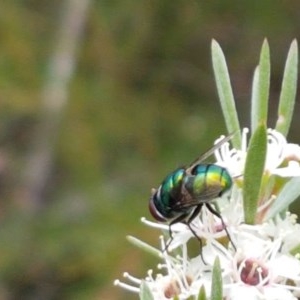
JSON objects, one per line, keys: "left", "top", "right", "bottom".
{"left": 123, "top": 272, "right": 142, "bottom": 284}
{"left": 141, "top": 217, "right": 169, "bottom": 230}
{"left": 113, "top": 280, "right": 140, "bottom": 293}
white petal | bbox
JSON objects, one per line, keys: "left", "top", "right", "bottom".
{"left": 271, "top": 161, "right": 300, "bottom": 177}
{"left": 284, "top": 143, "right": 300, "bottom": 161}
{"left": 226, "top": 285, "right": 261, "bottom": 300}
{"left": 271, "top": 255, "right": 300, "bottom": 279}
{"left": 264, "top": 286, "right": 297, "bottom": 300}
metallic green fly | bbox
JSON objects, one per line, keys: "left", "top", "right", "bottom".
{"left": 149, "top": 134, "right": 236, "bottom": 260}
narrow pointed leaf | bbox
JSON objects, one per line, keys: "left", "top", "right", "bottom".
{"left": 140, "top": 281, "right": 154, "bottom": 300}
{"left": 211, "top": 257, "right": 222, "bottom": 300}
{"left": 198, "top": 285, "right": 207, "bottom": 300}
{"left": 243, "top": 124, "right": 267, "bottom": 224}
{"left": 211, "top": 39, "right": 241, "bottom": 148}
{"left": 275, "top": 39, "right": 298, "bottom": 136}
{"left": 251, "top": 39, "right": 270, "bottom": 131}
{"left": 264, "top": 177, "right": 300, "bottom": 220}
{"left": 251, "top": 67, "right": 259, "bottom": 133}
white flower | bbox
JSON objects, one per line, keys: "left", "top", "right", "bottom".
{"left": 260, "top": 212, "right": 300, "bottom": 254}
{"left": 214, "top": 128, "right": 300, "bottom": 178}
{"left": 213, "top": 128, "right": 249, "bottom": 177}
{"left": 223, "top": 228, "right": 300, "bottom": 300}
{"left": 267, "top": 129, "right": 300, "bottom": 177}
{"left": 115, "top": 129, "right": 300, "bottom": 299}
{"left": 116, "top": 212, "right": 300, "bottom": 299}
{"left": 114, "top": 236, "right": 210, "bottom": 300}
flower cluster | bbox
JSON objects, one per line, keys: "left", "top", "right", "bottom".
{"left": 115, "top": 40, "right": 300, "bottom": 299}
{"left": 115, "top": 129, "right": 300, "bottom": 299}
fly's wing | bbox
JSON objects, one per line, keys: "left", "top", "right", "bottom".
{"left": 170, "top": 193, "right": 200, "bottom": 211}
{"left": 171, "top": 175, "right": 223, "bottom": 210}
{"left": 186, "top": 132, "right": 235, "bottom": 173}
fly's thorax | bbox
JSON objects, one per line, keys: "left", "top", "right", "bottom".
{"left": 160, "top": 168, "right": 185, "bottom": 195}
{"left": 149, "top": 168, "right": 185, "bottom": 221}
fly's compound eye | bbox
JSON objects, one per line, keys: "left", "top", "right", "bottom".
{"left": 149, "top": 188, "right": 167, "bottom": 222}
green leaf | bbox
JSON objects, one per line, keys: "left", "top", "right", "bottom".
{"left": 251, "top": 39, "right": 270, "bottom": 132}
{"left": 264, "top": 177, "right": 300, "bottom": 220}
{"left": 250, "top": 67, "right": 259, "bottom": 132}
{"left": 211, "top": 39, "right": 241, "bottom": 149}
{"left": 127, "top": 236, "right": 161, "bottom": 259}
{"left": 243, "top": 124, "right": 267, "bottom": 224}
{"left": 275, "top": 39, "right": 298, "bottom": 136}
{"left": 139, "top": 281, "right": 154, "bottom": 300}
{"left": 198, "top": 285, "right": 207, "bottom": 300}
{"left": 211, "top": 257, "right": 222, "bottom": 300}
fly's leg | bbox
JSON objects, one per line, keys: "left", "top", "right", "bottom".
{"left": 164, "top": 204, "right": 207, "bottom": 264}
{"left": 185, "top": 203, "right": 207, "bottom": 264}
{"left": 164, "top": 212, "right": 189, "bottom": 252}
{"left": 206, "top": 203, "right": 236, "bottom": 251}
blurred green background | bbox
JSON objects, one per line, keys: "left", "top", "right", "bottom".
{"left": 0, "top": 1, "right": 300, "bottom": 299}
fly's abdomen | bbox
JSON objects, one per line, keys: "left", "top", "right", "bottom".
{"left": 184, "top": 164, "right": 232, "bottom": 201}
